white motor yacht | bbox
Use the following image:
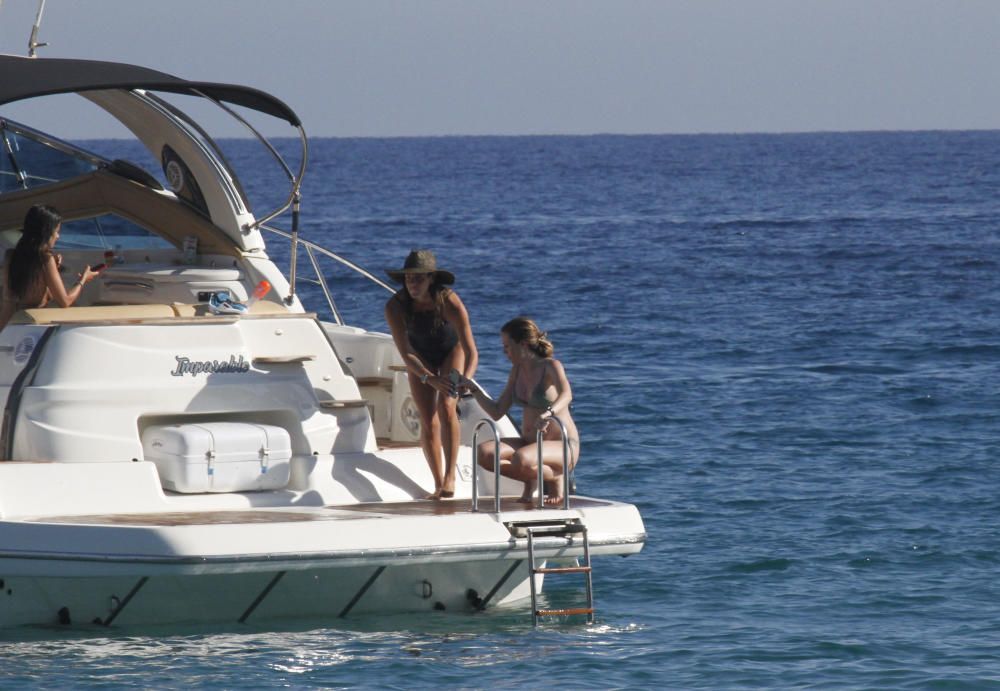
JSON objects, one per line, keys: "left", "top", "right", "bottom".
{"left": 0, "top": 54, "right": 645, "bottom": 629}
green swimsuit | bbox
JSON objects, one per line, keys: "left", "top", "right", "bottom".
{"left": 512, "top": 364, "right": 558, "bottom": 410}
{"left": 512, "top": 364, "right": 580, "bottom": 450}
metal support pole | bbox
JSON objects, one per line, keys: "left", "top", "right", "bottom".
{"left": 536, "top": 416, "right": 570, "bottom": 509}
{"left": 527, "top": 530, "right": 539, "bottom": 627}
{"left": 285, "top": 191, "right": 300, "bottom": 305}
{"left": 305, "top": 244, "right": 342, "bottom": 324}
{"left": 472, "top": 418, "right": 502, "bottom": 513}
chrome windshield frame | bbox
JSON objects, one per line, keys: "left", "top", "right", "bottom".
{"left": 176, "top": 89, "right": 309, "bottom": 304}
{"left": 0, "top": 117, "right": 107, "bottom": 190}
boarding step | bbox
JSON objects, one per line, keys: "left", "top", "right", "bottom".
{"left": 536, "top": 607, "right": 595, "bottom": 617}
{"left": 505, "top": 518, "right": 585, "bottom": 539}
{"left": 534, "top": 565, "right": 592, "bottom": 575}
{"left": 522, "top": 520, "right": 595, "bottom": 626}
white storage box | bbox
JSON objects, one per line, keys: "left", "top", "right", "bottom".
{"left": 142, "top": 422, "right": 292, "bottom": 493}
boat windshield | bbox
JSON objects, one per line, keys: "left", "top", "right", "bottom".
{"left": 60, "top": 213, "right": 173, "bottom": 251}
{"left": 0, "top": 120, "right": 100, "bottom": 192}
{"left": 0, "top": 120, "right": 173, "bottom": 250}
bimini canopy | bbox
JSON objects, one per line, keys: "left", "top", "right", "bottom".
{"left": 0, "top": 55, "right": 300, "bottom": 126}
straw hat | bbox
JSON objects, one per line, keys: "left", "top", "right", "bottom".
{"left": 385, "top": 249, "right": 455, "bottom": 285}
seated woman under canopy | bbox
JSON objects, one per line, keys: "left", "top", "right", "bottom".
{"left": 0, "top": 205, "right": 100, "bottom": 329}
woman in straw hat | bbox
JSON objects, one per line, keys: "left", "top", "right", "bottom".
{"left": 385, "top": 250, "right": 478, "bottom": 499}
{"left": 460, "top": 316, "right": 579, "bottom": 505}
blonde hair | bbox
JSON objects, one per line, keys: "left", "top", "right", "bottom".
{"left": 502, "top": 316, "right": 553, "bottom": 358}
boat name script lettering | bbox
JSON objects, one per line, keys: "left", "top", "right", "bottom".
{"left": 171, "top": 355, "right": 250, "bottom": 377}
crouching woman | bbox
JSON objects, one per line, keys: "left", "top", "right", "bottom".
{"left": 463, "top": 316, "right": 579, "bottom": 505}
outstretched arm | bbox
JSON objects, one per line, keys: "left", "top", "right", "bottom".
{"left": 444, "top": 291, "right": 478, "bottom": 381}
{"left": 43, "top": 256, "right": 97, "bottom": 308}
{"left": 385, "top": 295, "right": 455, "bottom": 397}
{"left": 466, "top": 366, "right": 515, "bottom": 421}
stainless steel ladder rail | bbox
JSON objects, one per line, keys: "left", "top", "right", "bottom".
{"left": 472, "top": 418, "right": 503, "bottom": 513}
{"left": 535, "top": 416, "right": 572, "bottom": 509}
{"left": 525, "top": 521, "right": 594, "bottom": 626}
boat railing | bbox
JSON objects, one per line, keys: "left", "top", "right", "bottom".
{"left": 260, "top": 224, "right": 394, "bottom": 325}
{"left": 536, "top": 416, "right": 572, "bottom": 510}
{"left": 471, "top": 418, "right": 503, "bottom": 514}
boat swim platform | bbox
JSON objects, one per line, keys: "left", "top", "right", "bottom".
{"left": 22, "top": 497, "right": 610, "bottom": 526}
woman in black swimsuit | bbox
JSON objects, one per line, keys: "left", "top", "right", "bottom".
{"left": 385, "top": 250, "right": 478, "bottom": 499}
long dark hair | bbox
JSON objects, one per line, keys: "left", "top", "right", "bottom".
{"left": 502, "top": 316, "right": 554, "bottom": 358}
{"left": 396, "top": 281, "right": 451, "bottom": 328}
{"left": 8, "top": 205, "right": 61, "bottom": 299}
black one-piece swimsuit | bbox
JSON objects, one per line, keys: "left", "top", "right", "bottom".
{"left": 406, "top": 309, "right": 458, "bottom": 370}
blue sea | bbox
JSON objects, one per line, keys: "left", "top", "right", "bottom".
{"left": 3, "top": 131, "right": 1000, "bottom": 688}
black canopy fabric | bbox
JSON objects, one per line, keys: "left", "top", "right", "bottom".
{"left": 0, "top": 55, "right": 301, "bottom": 126}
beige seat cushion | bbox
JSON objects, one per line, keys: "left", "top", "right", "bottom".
{"left": 11, "top": 304, "right": 177, "bottom": 324}
{"left": 12, "top": 300, "right": 290, "bottom": 325}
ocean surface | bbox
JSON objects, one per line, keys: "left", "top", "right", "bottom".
{"left": 3, "top": 131, "right": 1000, "bottom": 688}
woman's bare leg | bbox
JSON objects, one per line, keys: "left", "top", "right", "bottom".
{"left": 541, "top": 438, "right": 580, "bottom": 505}
{"left": 512, "top": 440, "right": 579, "bottom": 505}
{"left": 475, "top": 437, "right": 525, "bottom": 500}
{"left": 476, "top": 438, "right": 522, "bottom": 472}
{"left": 436, "top": 348, "right": 467, "bottom": 497}
{"left": 409, "top": 371, "right": 442, "bottom": 497}
{"left": 510, "top": 445, "right": 543, "bottom": 503}
{"left": 437, "top": 395, "right": 460, "bottom": 496}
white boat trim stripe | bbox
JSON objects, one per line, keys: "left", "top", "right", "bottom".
{"left": 0, "top": 533, "right": 647, "bottom": 567}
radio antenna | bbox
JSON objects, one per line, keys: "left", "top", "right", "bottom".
{"left": 27, "top": 0, "right": 47, "bottom": 57}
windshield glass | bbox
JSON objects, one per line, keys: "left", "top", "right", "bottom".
{"left": 0, "top": 126, "right": 99, "bottom": 192}
{"left": 59, "top": 213, "right": 173, "bottom": 250}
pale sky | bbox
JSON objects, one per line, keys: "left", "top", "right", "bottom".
{"left": 1, "top": 0, "right": 999, "bottom": 138}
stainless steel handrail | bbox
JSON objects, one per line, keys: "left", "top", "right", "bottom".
{"left": 304, "top": 244, "right": 342, "bottom": 324}
{"left": 260, "top": 224, "right": 394, "bottom": 320}
{"left": 260, "top": 225, "right": 395, "bottom": 293}
{"left": 536, "top": 416, "right": 571, "bottom": 510}
{"left": 197, "top": 94, "right": 308, "bottom": 233}
{"left": 472, "top": 418, "right": 502, "bottom": 514}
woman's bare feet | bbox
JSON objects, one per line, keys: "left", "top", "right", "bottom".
{"left": 441, "top": 477, "right": 455, "bottom": 498}
{"left": 517, "top": 481, "right": 536, "bottom": 503}
{"left": 426, "top": 485, "right": 455, "bottom": 500}
{"left": 543, "top": 479, "right": 564, "bottom": 506}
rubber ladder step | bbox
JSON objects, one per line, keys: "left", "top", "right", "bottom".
{"left": 535, "top": 607, "right": 594, "bottom": 617}
{"left": 534, "top": 565, "right": 592, "bottom": 574}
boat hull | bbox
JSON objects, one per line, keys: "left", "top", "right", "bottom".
{"left": 0, "top": 559, "right": 541, "bottom": 628}
{"left": 0, "top": 491, "right": 645, "bottom": 629}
